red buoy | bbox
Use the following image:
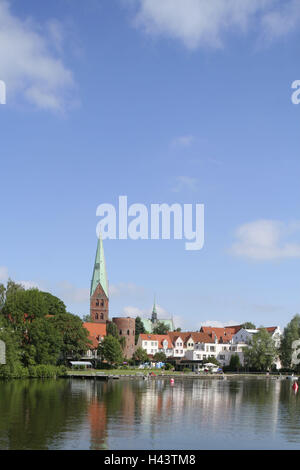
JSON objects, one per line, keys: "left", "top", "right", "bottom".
{"left": 292, "top": 382, "right": 299, "bottom": 393}
{"left": 170, "top": 378, "right": 175, "bottom": 385}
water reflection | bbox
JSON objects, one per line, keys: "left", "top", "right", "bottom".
{"left": 1, "top": 377, "right": 300, "bottom": 449}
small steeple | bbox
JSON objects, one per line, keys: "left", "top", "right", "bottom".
{"left": 90, "top": 233, "right": 109, "bottom": 298}
{"left": 151, "top": 296, "right": 158, "bottom": 323}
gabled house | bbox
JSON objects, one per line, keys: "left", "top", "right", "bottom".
{"left": 83, "top": 322, "right": 106, "bottom": 360}
{"left": 136, "top": 334, "right": 173, "bottom": 358}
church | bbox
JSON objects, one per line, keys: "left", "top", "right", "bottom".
{"left": 85, "top": 235, "right": 175, "bottom": 359}
{"left": 140, "top": 301, "right": 175, "bottom": 334}
{"left": 87, "top": 235, "right": 135, "bottom": 359}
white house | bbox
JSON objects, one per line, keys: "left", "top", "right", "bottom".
{"left": 137, "top": 334, "right": 173, "bottom": 357}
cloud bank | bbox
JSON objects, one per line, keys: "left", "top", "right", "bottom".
{"left": 231, "top": 220, "right": 300, "bottom": 261}
{"left": 127, "top": 0, "right": 300, "bottom": 49}
{"left": 0, "top": 0, "right": 75, "bottom": 111}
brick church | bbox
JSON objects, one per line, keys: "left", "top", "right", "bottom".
{"left": 87, "top": 235, "right": 136, "bottom": 359}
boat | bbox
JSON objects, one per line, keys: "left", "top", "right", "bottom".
{"left": 286, "top": 375, "right": 298, "bottom": 381}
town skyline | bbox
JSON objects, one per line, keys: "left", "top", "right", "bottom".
{"left": 0, "top": 1, "right": 300, "bottom": 333}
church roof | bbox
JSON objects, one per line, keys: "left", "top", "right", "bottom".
{"left": 90, "top": 234, "right": 109, "bottom": 298}
{"left": 141, "top": 317, "right": 175, "bottom": 333}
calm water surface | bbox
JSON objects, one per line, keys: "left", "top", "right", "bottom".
{"left": 0, "top": 377, "right": 300, "bottom": 450}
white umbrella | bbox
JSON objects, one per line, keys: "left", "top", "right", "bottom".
{"left": 203, "top": 363, "right": 217, "bottom": 367}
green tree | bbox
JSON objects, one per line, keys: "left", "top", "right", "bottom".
{"left": 0, "top": 315, "right": 24, "bottom": 376}
{"left": 244, "top": 328, "right": 277, "bottom": 371}
{"left": 40, "top": 292, "right": 67, "bottom": 316}
{"left": 229, "top": 354, "right": 241, "bottom": 371}
{"left": 204, "top": 356, "right": 220, "bottom": 366}
{"left": 153, "top": 322, "right": 170, "bottom": 335}
{"left": 82, "top": 314, "right": 92, "bottom": 323}
{"left": 280, "top": 314, "right": 300, "bottom": 369}
{"left": 50, "top": 313, "right": 91, "bottom": 362}
{"left": 99, "top": 336, "right": 124, "bottom": 366}
{"left": 0, "top": 283, "right": 6, "bottom": 310}
{"left": 2, "top": 288, "right": 48, "bottom": 325}
{"left": 242, "top": 322, "right": 256, "bottom": 330}
{"left": 135, "top": 317, "right": 146, "bottom": 344}
{"left": 132, "top": 347, "right": 149, "bottom": 364}
{"left": 153, "top": 352, "right": 167, "bottom": 363}
{"left": 25, "top": 318, "right": 63, "bottom": 366}
{"left": 107, "top": 322, "right": 119, "bottom": 338}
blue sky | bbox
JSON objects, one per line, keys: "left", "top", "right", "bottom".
{"left": 0, "top": 0, "right": 300, "bottom": 331}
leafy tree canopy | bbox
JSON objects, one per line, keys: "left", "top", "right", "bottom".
{"left": 98, "top": 335, "right": 124, "bottom": 366}
{"left": 153, "top": 352, "right": 167, "bottom": 363}
{"left": 243, "top": 328, "right": 277, "bottom": 371}
{"left": 152, "top": 322, "right": 170, "bottom": 335}
{"left": 132, "top": 347, "right": 149, "bottom": 364}
{"left": 229, "top": 354, "right": 241, "bottom": 371}
{"left": 242, "top": 322, "right": 256, "bottom": 330}
{"left": 280, "top": 314, "right": 300, "bottom": 369}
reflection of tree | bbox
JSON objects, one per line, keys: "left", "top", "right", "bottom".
{"left": 0, "top": 379, "right": 89, "bottom": 449}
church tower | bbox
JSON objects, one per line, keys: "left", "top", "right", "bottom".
{"left": 90, "top": 234, "right": 109, "bottom": 323}
{"left": 151, "top": 298, "right": 158, "bottom": 324}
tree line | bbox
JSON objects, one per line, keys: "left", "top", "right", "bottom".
{"left": 0, "top": 280, "right": 91, "bottom": 378}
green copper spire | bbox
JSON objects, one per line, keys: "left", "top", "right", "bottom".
{"left": 90, "top": 234, "right": 109, "bottom": 298}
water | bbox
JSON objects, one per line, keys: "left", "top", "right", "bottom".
{"left": 0, "top": 377, "right": 300, "bottom": 450}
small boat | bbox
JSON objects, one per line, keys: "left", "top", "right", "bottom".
{"left": 287, "top": 375, "right": 298, "bottom": 381}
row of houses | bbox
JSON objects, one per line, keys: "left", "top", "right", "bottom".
{"left": 82, "top": 321, "right": 282, "bottom": 370}
{"left": 136, "top": 326, "right": 281, "bottom": 370}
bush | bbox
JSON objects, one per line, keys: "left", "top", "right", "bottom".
{"left": 164, "top": 363, "right": 173, "bottom": 370}
{"left": 0, "top": 364, "right": 68, "bottom": 380}
{"left": 183, "top": 368, "right": 191, "bottom": 373}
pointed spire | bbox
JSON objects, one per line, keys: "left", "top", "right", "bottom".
{"left": 152, "top": 295, "right": 158, "bottom": 323}
{"left": 90, "top": 233, "right": 109, "bottom": 298}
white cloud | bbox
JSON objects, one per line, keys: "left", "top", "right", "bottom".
{"left": 0, "top": 266, "right": 8, "bottom": 282}
{"left": 172, "top": 176, "right": 198, "bottom": 193}
{"left": 56, "top": 281, "right": 89, "bottom": 304}
{"left": 231, "top": 220, "right": 300, "bottom": 261}
{"left": 0, "top": 0, "right": 75, "bottom": 111}
{"left": 127, "top": 0, "right": 300, "bottom": 49}
{"left": 200, "top": 320, "right": 240, "bottom": 328}
{"left": 172, "top": 135, "right": 195, "bottom": 147}
{"left": 262, "top": 0, "right": 300, "bottom": 40}
{"left": 109, "top": 282, "right": 146, "bottom": 298}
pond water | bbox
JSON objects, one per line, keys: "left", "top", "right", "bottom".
{"left": 0, "top": 377, "right": 300, "bottom": 450}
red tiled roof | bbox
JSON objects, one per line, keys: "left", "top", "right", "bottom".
{"left": 258, "top": 326, "right": 278, "bottom": 334}
{"left": 83, "top": 322, "right": 107, "bottom": 350}
{"left": 168, "top": 331, "right": 215, "bottom": 345}
{"left": 200, "top": 327, "right": 234, "bottom": 343}
{"left": 224, "top": 325, "right": 243, "bottom": 334}
{"left": 139, "top": 334, "right": 173, "bottom": 349}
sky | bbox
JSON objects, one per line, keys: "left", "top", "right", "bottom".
{"left": 0, "top": 0, "right": 300, "bottom": 331}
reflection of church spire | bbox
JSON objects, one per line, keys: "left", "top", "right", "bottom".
{"left": 151, "top": 296, "right": 158, "bottom": 324}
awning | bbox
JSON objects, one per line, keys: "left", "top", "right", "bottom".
{"left": 70, "top": 361, "right": 92, "bottom": 366}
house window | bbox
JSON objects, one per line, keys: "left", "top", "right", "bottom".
{"left": 127, "top": 330, "right": 130, "bottom": 335}
{"left": 96, "top": 300, "right": 99, "bottom": 306}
